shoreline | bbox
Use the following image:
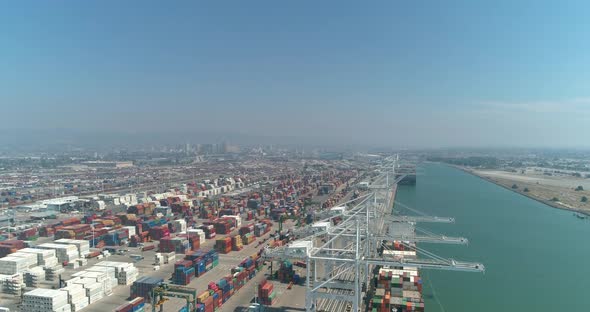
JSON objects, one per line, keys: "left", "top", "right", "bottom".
{"left": 446, "top": 164, "right": 590, "bottom": 217}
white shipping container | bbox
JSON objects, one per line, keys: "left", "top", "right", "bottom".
{"left": 124, "top": 226, "right": 136, "bottom": 238}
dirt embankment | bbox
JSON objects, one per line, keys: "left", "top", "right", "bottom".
{"left": 456, "top": 166, "right": 590, "bottom": 216}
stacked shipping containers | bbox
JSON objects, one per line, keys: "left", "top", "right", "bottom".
{"left": 257, "top": 279, "right": 276, "bottom": 306}
{"left": 158, "top": 237, "right": 189, "bottom": 253}
{"left": 199, "top": 225, "right": 216, "bottom": 239}
{"left": 173, "top": 260, "right": 195, "bottom": 285}
{"left": 277, "top": 260, "right": 295, "bottom": 283}
{"left": 231, "top": 235, "right": 243, "bottom": 251}
{"left": 172, "top": 250, "right": 219, "bottom": 284}
{"left": 130, "top": 276, "right": 164, "bottom": 300}
{"left": 0, "top": 240, "right": 24, "bottom": 257}
{"left": 215, "top": 237, "right": 232, "bottom": 254}
{"left": 148, "top": 226, "right": 170, "bottom": 241}
{"left": 114, "top": 297, "right": 145, "bottom": 312}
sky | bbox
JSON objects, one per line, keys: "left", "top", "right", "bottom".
{"left": 1, "top": 0, "right": 590, "bottom": 148}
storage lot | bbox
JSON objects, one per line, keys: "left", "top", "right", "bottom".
{"left": 1, "top": 216, "right": 294, "bottom": 312}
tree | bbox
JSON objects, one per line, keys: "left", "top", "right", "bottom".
{"left": 511, "top": 184, "right": 518, "bottom": 189}
{"left": 575, "top": 185, "right": 584, "bottom": 191}
{"left": 582, "top": 196, "right": 588, "bottom": 203}
{"left": 523, "top": 188, "right": 530, "bottom": 192}
{"left": 551, "top": 197, "right": 559, "bottom": 202}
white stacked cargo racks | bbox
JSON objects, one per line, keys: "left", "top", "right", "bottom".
{"left": 44, "top": 266, "right": 65, "bottom": 281}
{"left": 64, "top": 276, "right": 81, "bottom": 287}
{"left": 0, "top": 256, "right": 32, "bottom": 275}
{"left": 72, "top": 270, "right": 113, "bottom": 296}
{"left": 54, "top": 239, "right": 90, "bottom": 258}
{"left": 22, "top": 288, "right": 71, "bottom": 312}
{"left": 23, "top": 266, "right": 45, "bottom": 287}
{"left": 17, "top": 248, "right": 58, "bottom": 267}
{"left": 85, "top": 265, "right": 118, "bottom": 290}
{"left": 37, "top": 243, "right": 78, "bottom": 264}
{"left": 65, "top": 261, "right": 79, "bottom": 269}
{"left": 74, "top": 278, "right": 104, "bottom": 304}
{"left": 10, "top": 252, "right": 40, "bottom": 268}
{"left": 94, "top": 261, "right": 138, "bottom": 285}
{"left": 0, "top": 273, "right": 23, "bottom": 295}
{"left": 117, "top": 266, "right": 138, "bottom": 285}
{"left": 17, "top": 247, "right": 62, "bottom": 281}
{"left": 60, "top": 284, "right": 90, "bottom": 312}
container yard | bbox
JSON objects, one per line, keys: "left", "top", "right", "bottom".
{"left": 0, "top": 157, "right": 367, "bottom": 312}
{"left": 0, "top": 154, "right": 481, "bottom": 312}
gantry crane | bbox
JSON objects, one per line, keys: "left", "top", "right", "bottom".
{"left": 151, "top": 283, "right": 198, "bottom": 312}
{"left": 262, "top": 156, "right": 485, "bottom": 312}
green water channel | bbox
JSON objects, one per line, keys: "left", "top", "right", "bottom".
{"left": 394, "top": 162, "right": 590, "bottom": 311}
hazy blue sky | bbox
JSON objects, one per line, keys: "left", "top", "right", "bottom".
{"left": 2, "top": 1, "right": 590, "bottom": 148}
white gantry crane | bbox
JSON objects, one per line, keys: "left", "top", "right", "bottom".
{"left": 263, "top": 156, "right": 484, "bottom": 312}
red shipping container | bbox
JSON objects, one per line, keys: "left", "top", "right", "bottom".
{"left": 114, "top": 303, "right": 133, "bottom": 312}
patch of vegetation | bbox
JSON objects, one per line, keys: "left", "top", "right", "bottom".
{"left": 523, "top": 188, "right": 529, "bottom": 192}
{"left": 551, "top": 197, "right": 559, "bottom": 202}
{"left": 582, "top": 196, "right": 588, "bottom": 203}
{"left": 511, "top": 184, "right": 518, "bottom": 189}
{"left": 575, "top": 185, "right": 584, "bottom": 191}
{"left": 426, "top": 156, "right": 500, "bottom": 169}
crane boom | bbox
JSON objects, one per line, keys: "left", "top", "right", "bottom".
{"left": 387, "top": 215, "right": 455, "bottom": 223}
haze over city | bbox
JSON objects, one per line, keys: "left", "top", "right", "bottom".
{"left": 2, "top": 1, "right": 590, "bottom": 148}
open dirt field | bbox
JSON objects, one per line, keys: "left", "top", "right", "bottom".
{"left": 469, "top": 169, "right": 590, "bottom": 213}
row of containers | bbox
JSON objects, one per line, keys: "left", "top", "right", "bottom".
{"left": 257, "top": 278, "right": 276, "bottom": 306}
{"left": 202, "top": 218, "right": 234, "bottom": 235}
{"left": 158, "top": 237, "right": 194, "bottom": 254}
{"left": 130, "top": 223, "right": 211, "bottom": 248}
{"left": 370, "top": 266, "right": 424, "bottom": 312}
{"left": 114, "top": 297, "right": 145, "bottom": 312}
{"left": 131, "top": 252, "right": 265, "bottom": 312}
{"left": 213, "top": 219, "right": 273, "bottom": 254}
{"left": 173, "top": 250, "right": 220, "bottom": 285}
{"left": 34, "top": 212, "right": 171, "bottom": 248}
{"left": 370, "top": 241, "right": 424, "bottom": 312}
{"left": 239, "top": 222, "right": 272, "bottom": 239}
{"left": 0, "top": 240, "right": 26, "bottom": 258}
{"left": 194, "top": 253, "right": 266, "bottom": 312}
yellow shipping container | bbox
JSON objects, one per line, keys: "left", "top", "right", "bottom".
{"left": 197, "top": 291, "right": 209, "bottom": 303}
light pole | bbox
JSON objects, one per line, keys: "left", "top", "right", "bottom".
{"left": 91, "top": 222, "right": 96, "bottom": 248}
